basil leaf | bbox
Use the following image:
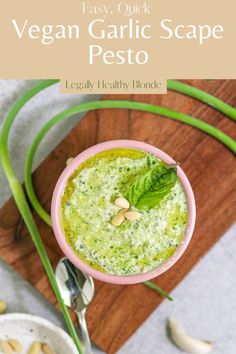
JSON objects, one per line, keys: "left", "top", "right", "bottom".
{"left": 137, "top": 169, "right": 178, "bottom": 210}
{"left": 126, "top": 164, "right": 168, "bottom": 206}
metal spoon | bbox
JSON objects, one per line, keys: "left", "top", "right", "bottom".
{"left": 55, "top": 257, "right": 95, "bottom": 354}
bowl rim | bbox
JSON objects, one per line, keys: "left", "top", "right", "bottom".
{"left": 0, "top": 313, "right": 77, "bottom": 352}
{"left": 51, "top": 139, "right": 196, "bottom": 284}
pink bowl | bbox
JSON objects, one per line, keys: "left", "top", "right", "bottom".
{"left": 51, "top": 140, "right": 196, "bottom": 284}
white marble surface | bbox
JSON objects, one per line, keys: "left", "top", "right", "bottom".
{"left": 0, "top": 80, "right": 235, "bottom": 354}
{"left": 0, "top": 259, "right": 66, "bottom": 328}
{"left": 121, "top": 225, "right": 236, "bottom": 354}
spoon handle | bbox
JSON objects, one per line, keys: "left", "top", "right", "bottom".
{"left": 76, "top": 309, "right": 93, "bottom": 354}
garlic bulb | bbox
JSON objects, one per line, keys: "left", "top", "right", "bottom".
{"left": 168, "top": 317, "right": 213, "bottom": 354}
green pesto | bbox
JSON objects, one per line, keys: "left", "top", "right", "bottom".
{"left": 61, "top": 148, "right": 188, "bottom": 275}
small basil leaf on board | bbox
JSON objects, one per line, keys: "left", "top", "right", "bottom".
{"left": 126, "top": 164, "right": 168, "bottom": 206}
{"left": 137, "top": 168, "right": 178, "bottom": 211}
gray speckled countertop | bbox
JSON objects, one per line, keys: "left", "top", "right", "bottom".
{"left": 0, "top": 80, "right": 235, "bottom": 354}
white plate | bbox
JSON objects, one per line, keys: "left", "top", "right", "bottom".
{"left": 0, "top": 313, "right": 78, "bottom": 353}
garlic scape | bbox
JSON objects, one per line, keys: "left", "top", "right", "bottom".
{"left": 168, "top": 317, "right": 213, "bottom": 354}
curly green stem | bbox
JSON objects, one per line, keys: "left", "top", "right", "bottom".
{"left": 25, "top": 99, "right": 236, "bottom": 227}
{"left": 143, "top": 281, "right": 173, "bottom": 301}
{"left": 168, "top": 80, "right": 236, "bottom": 121}
{"left": 0, "top": 79, "right": 83, "bottom": 354}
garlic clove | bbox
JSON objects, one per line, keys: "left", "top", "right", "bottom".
{"left": 168, "top": 317, "right": 213, "bottom": 354}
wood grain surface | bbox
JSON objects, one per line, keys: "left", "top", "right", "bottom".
{"left": 0, "top": 80, "right": 236, "bottom": 353}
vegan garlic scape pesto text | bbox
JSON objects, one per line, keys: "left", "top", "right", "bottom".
{"left": 61, "top": 148, "right": 188, "bottom": 275}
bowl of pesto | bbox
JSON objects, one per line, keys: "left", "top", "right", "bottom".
{"left": 51, "top": 140, "right": 196, "bottom": 284}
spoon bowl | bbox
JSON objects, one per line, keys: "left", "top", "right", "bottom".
{"left": 55, "top": 258, "right": 95, "bottom": 354}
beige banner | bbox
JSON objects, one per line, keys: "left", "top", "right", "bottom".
{"left": 0, "top": 0, "right": 235, "bottom": 93}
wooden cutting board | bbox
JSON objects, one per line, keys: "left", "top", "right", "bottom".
{"left": 0, "top": 80, "right": 236, "bottom": 354}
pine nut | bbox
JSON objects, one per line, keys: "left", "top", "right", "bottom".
{"left": 42, "top": 343, "right": 55, "bottom": 354}
{"left": 111, "top": 210, "right": 125, "bottom": 226}
{"left": 114, "top": 197, "right": 130, "bottom": 209}
{"left": 66, "top": 157, "right": 74, "bottom": 166}
{"left": 0, "top": 301, "right": 7, "bottom": 314}
{"left": 8, "top": 339, "right": 22, "bottom": 353}
{"left": 0, "top": 340, "right": 13, "bottom": 354}
{"left": 27, "top": 342, "right": 41, "bottom": 354}
{"left": 124, "top": 211, "right": 142, "bottom": 221}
